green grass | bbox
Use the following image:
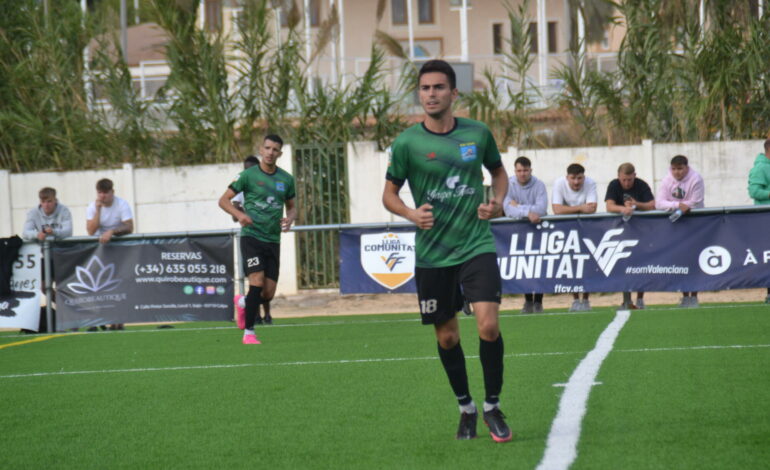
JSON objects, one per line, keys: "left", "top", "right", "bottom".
{"left": 1, "top": 303, "right": 768, "bottom": 469}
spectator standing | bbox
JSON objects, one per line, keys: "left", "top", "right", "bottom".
{"left": 86, "top": 178, "right": 134, "bottom": 330}
{"left": 21, "top": 187, "right": 72, "bottom": 333}
{"left": 656, "top": 155, "right": 704, "bottom": 307}
{"left": 747, "top": 139, "right": 770, "bottom": 303}
{"left": 86, "top": 179, "right": 134, "bottom": 244}
{"left": 604, "top": 163, "right": 655, "bottom": 309}
{"left": 504, "top": 156, "right": 548, "bottom": 313}
{"left": 552, "top": 163, "right": 597, "bottom": 311}
{"left": 22, "top": 187, "right": 73, "bottom": 241}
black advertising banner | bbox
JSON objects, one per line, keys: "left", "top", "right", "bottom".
{"left": 53, "top": 236, "right": 233, "bottom": 330}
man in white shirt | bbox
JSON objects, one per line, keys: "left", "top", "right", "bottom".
{"left": 86, "top": 178, "right": 134, "bottom": 244}
{"left": 552, "top": 163, "right": 597, "bottom": 311}
{"left": 86, "top": 178, "right": 134, "bottom": 331}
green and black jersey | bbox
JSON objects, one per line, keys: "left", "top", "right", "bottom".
{"left": 229, "top": 165, "right": 295, "bottom": 244}
{"left": 386, "top": 117, "right": 503, "bottom": 268}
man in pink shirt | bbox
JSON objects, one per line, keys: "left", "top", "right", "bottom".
{"left": 656, "top": 155, "right": 704, "bottom": 307}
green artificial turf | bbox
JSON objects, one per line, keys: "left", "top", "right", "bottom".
{"left": 0, "top": 303, "right": 768, "bottom": 469}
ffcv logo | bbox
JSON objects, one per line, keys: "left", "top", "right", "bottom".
{"left": 583, "top": 228, "right": 639, "bottom": 276}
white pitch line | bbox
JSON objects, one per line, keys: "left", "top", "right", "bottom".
{"left": 536, "top": 309, "right": 632, "bottom": 470}
{"left": 2, "top": 341, "right": 768, "bottom": 381}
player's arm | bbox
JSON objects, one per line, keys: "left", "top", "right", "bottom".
{"left": 219, "top": 188, "right": 252, "bottom": 227}
{"left": 281, "top": 198, "right": 296, "bottom": 232}
{"left": 478, "top": 165, "right": 508, "bottom": 219}
{"left": 382, "top": 180, "right": 433, "bottom": 229}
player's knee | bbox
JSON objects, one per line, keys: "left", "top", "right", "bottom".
{"left": 436, "top": 328, "right": 460, "bottom": 349}
{"left": 477, "top": 320, "right": 500, "bottom": 342}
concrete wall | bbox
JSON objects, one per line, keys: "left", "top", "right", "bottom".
{"left": 348, "top": 139, "right": 761, "bottom": 225}
{"left": 2, "top": 139, "right": 761, "bottom": 293}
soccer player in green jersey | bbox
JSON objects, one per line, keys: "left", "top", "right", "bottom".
{"left": 219, "top": 135, "right": 296, "bottom": 344}
{"left": 382, "top": 60, "right": 512, "bottom": 442}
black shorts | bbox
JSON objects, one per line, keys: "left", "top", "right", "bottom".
{"left": 240, "top": 236, "right": 280, "bottom": 282}
{"left": 415, "top": 252, "right": 501, "bottom": 325}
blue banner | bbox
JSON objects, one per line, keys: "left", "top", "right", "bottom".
{"left": 339, "top": 212, "right": 770, "bottom": 294}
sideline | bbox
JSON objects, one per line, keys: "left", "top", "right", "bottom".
{"left": 1, "top": 340, "right": 768, "bottom": 381}
{"left": 0, "top": 334, "right": 79, "bottom": 350}
{"left": 536, "top": 309, "right": 632, "bottom": 470}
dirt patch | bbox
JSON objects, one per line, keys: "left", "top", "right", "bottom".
{"left": 268, "top": 288, "right": 769, "bottom": 318}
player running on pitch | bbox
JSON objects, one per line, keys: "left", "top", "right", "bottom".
{"left": 382, "top": 60, "right": 512, "bottom": 442}
{"left": 219, "top": 135, "right": 296, "bottom": 344}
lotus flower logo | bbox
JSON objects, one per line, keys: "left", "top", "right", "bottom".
{"left": 67, "top": 256, "right": 121, "bottom": 294}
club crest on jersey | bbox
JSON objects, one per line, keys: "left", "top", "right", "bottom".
{"left": 275, "top": 182, "right": 285, "bottom": 191}
{"left": 459, "top": 142, "right": 477, "bottom": 161}
{"left": 426, "top": 151, "right": 437, "bottom": 159}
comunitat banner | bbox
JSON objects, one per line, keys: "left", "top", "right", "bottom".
{"left": 0, "top": 244, "right": 43, "bottom": 331}
{"left": 339, "top": 212, "right": 770, "bottom": 294}
{"left": 53, "top": 236, "right": 233, "bottom": 330}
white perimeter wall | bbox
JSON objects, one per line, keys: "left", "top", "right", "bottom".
{"left": 1, "top": 140, "right": 762, "bottom": 294}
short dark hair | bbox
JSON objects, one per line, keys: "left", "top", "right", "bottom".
{"left": 670, "top": 155, "right": 688, "bottom": 166}
{"left": 618, "top": 162, "right": 635, "bottom": 175}
{"left": 39, "top": 187, "right": 56, "bottom": 199}
{"left": 418, "top": 60, "right": 457, "bottom": 89}
{"left": 514, "top": 156, "right": 531, "bottom": 168}
{"left": 96, "top": 178, "right": 113, "bottom": 192}
{"left": 244, "top": 155, "right": 259, "bottom": 168}
{"left": 764, "top": 138, "right": 770, "bottom": 153}
{"left": 567, "top": 163, "right": 585, "bottom": 175}
{"left": 264, "top": 134, "right": 283, "bottom": 148}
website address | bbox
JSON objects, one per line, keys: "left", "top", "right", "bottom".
{"left": 135, "top": 276, "right": 228, "bottom": 284}
{"left": 553, "top": 284, "right": 585, "bottom": 293}
{"left": 625, "top": 265, "right": 689, "bottom": 275}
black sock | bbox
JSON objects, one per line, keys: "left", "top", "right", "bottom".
{"left": 524, "top": 293, "right": 533, "bottom": 302}
{"left": 262, "top": 301, "right": 271, "bottom": 318}
{"left": 437, "top": 342, "right": 472, "bottom": 406}
{"left": 245, "top": 285, "right": 262, "bottom": 329}
{"left": 479, "top": 334, "right": 504, "bottom": 405}
{"left": 534, "top": 293, "right": 543, "bottom": 303}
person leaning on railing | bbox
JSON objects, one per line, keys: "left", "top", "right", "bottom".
{"left": 552, "top": 163, "right": 597, "bottom": 312}
{"left": 655, "top": 155, "right": 705, "bottom": 308}
{"left": 503, "top": 156, "right": 548, "bottom": 314}
{"left": 604, "top": 163, "right": 655, "bottom": 310}
{"left": 86, "top": 178, "right": 134, "bottom": 331}
{"left": 747, "top": 138, "right": 770, "bottom": 303}
{"left": 20, "top": 187, "right": 72, "bottom": 333}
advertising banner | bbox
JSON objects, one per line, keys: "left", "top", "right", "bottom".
{"left": 53, "top": 236, "right": 233, "bottom": 330}
{"left": 0, "top": 243, "right": 42, "bottom": 331}
{"left": 340, "top": 212, "right": 770, "bottom": 294}
{"left": 340, "top": 230, "right": 417, "bottom": 294}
